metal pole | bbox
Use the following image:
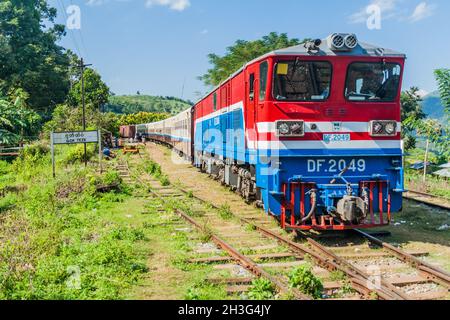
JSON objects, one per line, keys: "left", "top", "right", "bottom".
{"left": 423, "top": 138, "right": 429, "bottom": 183}
{"left": 81, "top": 58, "right": 87, "bottom": 168}
{"left": 51, "top": 132, "right": 56, "bottom": 178}
{"left": 98, "top": 130, "right": 103, "bottom": 174}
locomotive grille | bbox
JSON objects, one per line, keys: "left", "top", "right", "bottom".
{"left": 344, "top": 34, "right": 358, "bottom": 49}
{"left": 331, "top": 34, "right": 345, "bottom": 49}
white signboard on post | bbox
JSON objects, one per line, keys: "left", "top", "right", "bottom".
{"left": 51, "top": 130, "right": 102, "bottom": 178}
{"left": 53, "top": 131, "right": 99, "bottom": 145}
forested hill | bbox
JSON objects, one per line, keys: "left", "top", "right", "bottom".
{"left": 421, "top": 91, "right": 446, "bottom": 122}
{"left": 104, "top": 95, "right": 193, "bottom": 115}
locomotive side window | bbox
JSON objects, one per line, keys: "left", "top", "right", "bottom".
{"left": 249, "top": 73, "right": 255, "bottom": 100}
{"left": 259, "top": 61, "right": 268, "bottom": 101}
{"left": 345, "top": 62, "right": 401, "bottom": 102}
{"left": 273, "top": 60, "right": 331, "bottom": 101}
{"left": 213, "top": 92, "right": 217, "bottom": 111}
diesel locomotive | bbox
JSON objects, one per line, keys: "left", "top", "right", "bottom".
{"left": 126, "top": 33, "right": 406, "bottom": 231}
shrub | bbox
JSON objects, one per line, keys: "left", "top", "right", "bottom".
{"left": 288, "top": 264, "right": 323, "bottom": 299}
{"left": 218, "top": 204, "right": 233, "bottom": 220}
{"left": 63, "top": 144, "right": 96, "bottom": 165}
{"left": 248, "top": 278, "right": 276, "bottom": 300}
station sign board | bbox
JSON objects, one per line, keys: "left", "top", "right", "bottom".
{"left": 51, "top": 130, "right": 102, "bottom": 178}
{"left": 52, "top": 131, "right": 99, "bottom": 145}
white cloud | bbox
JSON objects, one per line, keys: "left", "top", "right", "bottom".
{"left": 416, "top": 89, "right": 429, "bottom": 97}
{"left": 145, "top": 0, "right": 191, "bottom": 11}
{"left": 410, "top": 2, "right": 436, "bottom": 22}
{"left": 349, "top": 0, "right": 399, "bottom": 24}
{"left": 86, "top": 0, "right": 131, "bottom": 6}
{"left": 86, "top": 0, "right": 108, "bottom": 5}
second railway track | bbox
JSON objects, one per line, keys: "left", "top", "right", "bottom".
{"left": 404, "top": 190, "right": 450, "bottom": 211}
{"left": 118, "top": 154, "right": 450, "bottom": 300}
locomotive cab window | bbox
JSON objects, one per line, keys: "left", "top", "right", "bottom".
{"left": 273, "top": 60, "right": 331, "bottom": 101}
{"left": 345, "top": 62, "right": 401, "bottom": 102}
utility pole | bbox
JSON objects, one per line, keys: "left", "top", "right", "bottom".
{"left": 79, "top": 58, "right": 92, "bottom": 167}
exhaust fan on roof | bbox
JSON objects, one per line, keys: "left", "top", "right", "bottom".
{"left": 327, "top": 33, "right": 358, "bottom": 51}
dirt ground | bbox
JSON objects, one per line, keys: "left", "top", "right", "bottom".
{"left": 143, "top": 142, "right": 450, "bottom": 273}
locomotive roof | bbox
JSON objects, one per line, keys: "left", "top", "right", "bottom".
{"left": 258, "top": 41, "right": 405, "bottom": 59}
{"left": 196, "top": 35, "right": 406, "bottom": 103}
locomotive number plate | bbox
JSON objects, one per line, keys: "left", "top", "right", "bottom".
{"left": 323, "top": 134, "right": 351, "bottom": 142}
{"left": 307, "top": 159, "right": 366, "bottom": 173}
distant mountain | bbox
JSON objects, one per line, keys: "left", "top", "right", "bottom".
{"left": 421, "top": 91, "right": 447, "bottom": 123}
{"left": 104, "top": 95, "right": 193, "bottom": 115}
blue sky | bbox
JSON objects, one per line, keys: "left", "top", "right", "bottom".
{"left": 50, "top": 0, "right": 450, "bottom": 101}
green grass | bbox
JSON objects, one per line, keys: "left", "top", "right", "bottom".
{"left": 0, "top": 144, "right": 149, "bottom": 300}
{"left": 144, "top": 159, "right": 171, "bottom": 187}
{"left": 185, "top": 282, "right": 228, "bottom": 300}
{"left": 218, "top": 204, "right": 233, "bottom": 220}
{"left": 405, "top": 170, "right": 450, "bottom": 200}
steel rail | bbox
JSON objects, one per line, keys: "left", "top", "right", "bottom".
{"left": 355, "top": 229, "right": 450, "bottom": 289}
{"left": 406, "top": 190, "right": 439, "bottom": 199}
{"left": 135, "top": 148, "right": 449, "bottom": 300}
{"left": 403, "top": 191, "right": 450, "bottom": 211}
{"left": 125, "top": 160, "right": 309, "bottom": 299}
{"left": 176, "top": 190, "right": 402, "bottom": 300}
{"left": 175, "top": 209, "right": 310, "bottom": 300}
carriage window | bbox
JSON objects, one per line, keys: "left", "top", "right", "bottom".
{"left": 345, "top": 62, "right": 401, "bottom": 102}
{"left": 273, "top": 60, "right": 331, "bottom": 101}
{"left": 259, "top": 62, "right": 268, "bottom": 101}
{"left": 213, "top": 92, "right": 217, "bottom": 111}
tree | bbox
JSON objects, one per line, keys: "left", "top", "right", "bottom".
{"left": 432, "top": 69, "right": 450, "bottom": 161}
{"left": 401, "top": 87, "right": 426, "bottom": 122}
{"left": 0, "top": 0, "right": 71, "bottom": 115}
{"left": 400, "top": 87, "right": 426, "bottom": 150}
{"left": 434, "top": 69, "right": 450, "bottom": 115}
{"left": 0, "top": 96, "right": 41, "bottom": 145}
{"left": 119, "top": 112, "right": 168, "bottom": 126}
{"left": 199, "top": 32, "right": 307, "bottom": 86}
{"left": 68, "top": 68, "right": 111, "bottom": 110}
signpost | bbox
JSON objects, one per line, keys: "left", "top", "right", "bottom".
{"left": 51, "top": 130, "right": 102, "bottom": 178}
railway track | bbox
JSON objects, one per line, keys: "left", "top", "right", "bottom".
{"left": 118, "top": 154, "right": 450, "bottom": 300}
{"left": 404, "top": 190, "right": 450, "bottom": 211}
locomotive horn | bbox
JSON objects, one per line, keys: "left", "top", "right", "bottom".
{"left": 304, "top": 39, "right": 322, "bottom": 53}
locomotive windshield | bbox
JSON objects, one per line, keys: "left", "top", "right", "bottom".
{"left": 345, "top": 62, "right": 401, "bottom": 102}
{"left": 273, "top": 60, "right": 332, "bottom": 101}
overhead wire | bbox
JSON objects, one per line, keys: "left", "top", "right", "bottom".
{"left": 65, "top": 0, "right": 90, "bottom": 61}
{"left": 56, "top": 0, "right": 83, "bottom": 58}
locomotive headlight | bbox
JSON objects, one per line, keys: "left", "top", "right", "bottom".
{"left": 373, "top": 122, "right": 384, "bottom": 134}
{"left": 276, "top": 121, "right": 305, "bottom": 137}
{"left": 385, "top": 122, "right": 396, "bottom": 135}
{"left": 290, "top": 122, "right": 303, "bottom": 135}
{"left": 278, "top": 123, "right": 291, "bottom": 135}
{"left": 370, "top": 120, "right": 397, "bottom": 136}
